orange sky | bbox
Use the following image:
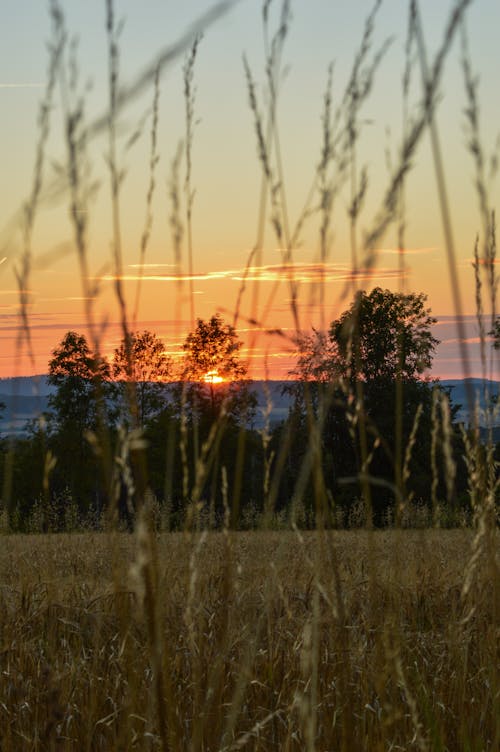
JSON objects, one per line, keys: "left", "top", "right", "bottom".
{"left": 1, "top": 1, "right": 500, "bottom": 381}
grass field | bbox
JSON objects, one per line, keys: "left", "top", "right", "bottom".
{"left": 1, "top": 1, "right": 500, "bottom": 749}
{"left": 1, "top": 528, "right": 498, "bottom": 750}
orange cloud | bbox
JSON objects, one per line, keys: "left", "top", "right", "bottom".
{"left": 128, "top": 263, "right": 178, "bottom": 269}
{"left": 378, "top": 246, "right": 438, "bottom": 255}
{"left": 231, "top": 263, "right": 406, "bottom": 283}
{"left": 104, "top": 262, "right": 407, "bottom": 285}
{"left": 442, "top": 336, "right": 492, "bottom": 345}
{"left": 1, "top": 289, "right": 34, "bottom": 295}
{"left": 102, "top": 270, "right": 240, "bottom": 282}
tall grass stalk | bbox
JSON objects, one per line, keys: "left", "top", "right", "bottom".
{"left": 1, "top": 1, "right": 499, "bottom": 750}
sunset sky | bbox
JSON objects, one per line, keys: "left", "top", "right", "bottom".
{"left": 1, "top": 0, "right": 500, "bottom": 380}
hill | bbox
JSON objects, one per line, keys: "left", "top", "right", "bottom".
{"left": 1, "top": 376, "right": 499, "bottom": 435}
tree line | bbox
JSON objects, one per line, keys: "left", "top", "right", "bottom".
{"left": 1, "top": 289, "right": 496, "bottom": 531}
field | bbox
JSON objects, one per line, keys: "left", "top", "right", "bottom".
{"left": 1, "top": 1, "right": 500, "bottom": 749}
{"left": 0, "top": 528, "right": 498, "bottom": 750}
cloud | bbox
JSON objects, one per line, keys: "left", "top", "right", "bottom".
{"left": 0, "top": 82, "right": 44, "bottom": 88}
{"left": 101, "top": 270, "right": 239, "bottom": 283}
{"left": 0, "top": 289, "right": 34, "bottom": 297}
{"left": 441, "top": 336, "right": 492, "bottom": 345}
{"left": 103, "top": 262, "right": 406, "bottom": 286}
{"left": 128, "top": 263, "right": 178, "bottom": 269}
{"left": 434, "top": 314, "right": 478, "bottom": 322}
{"left": 458, "top": 257, "right": 500, "bottom": 269}
{"left": 231, "top": 262, "right": 406, "bottom": 283}
{"left": 37, "top": 296, "right": 92, "bottom": 303}
{"left": 378, "top": 246, "right": 438, "bottom": 255}
{"left": 464, "top": 257, "right": 500, "bottom": 265}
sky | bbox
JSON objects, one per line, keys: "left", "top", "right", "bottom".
{"left": 1, "top": 0, "right": 500, "bottom": 381}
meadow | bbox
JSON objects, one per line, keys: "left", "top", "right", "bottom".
{"left": 1, "top": 0, "right": 500, "bottom": 749}
{"left": 0, "top": 528, "right": 497, "bottom": 750}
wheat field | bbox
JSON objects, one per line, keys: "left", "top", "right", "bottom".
{"left": 0, "top": 528, "right": 498, "bottom": 750}
{"left": 1, "top": 1, "right": 500, "bottom": 749}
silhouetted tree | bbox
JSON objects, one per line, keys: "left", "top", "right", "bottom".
{"left": 180, "top": 313, "right": 255, "bottom": 424}
{"left": 112, "top": 329, "right": 172, "bottom": 427}
{"left": 47, "top": 331, "right": 111, "bottom": 514}
{"left": 331, "top": 288, "right": 438, "bottom": 381}
{"left": 489, "top": 317, "right": 500, "bottom": 350}
{"left": 48, "top": 331, "right": 110, "bottom": 433}
{"left": 182, "top": 314, "right": 246, "bottom": 381}
{"left": 287, "top": 289, "right": 448, "bottom": 523}
{"left": 176, "top": 314, "right": 257, "bottom": 526}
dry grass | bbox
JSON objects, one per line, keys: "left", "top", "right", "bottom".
{"left": 1, "top": 2, "right": 500, "bottom": 749}
{"left": 0, "top": 529, "right": 498, "bottom": 750}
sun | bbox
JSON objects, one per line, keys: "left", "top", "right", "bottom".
{"left": 203, "top": 369, "right": 225, "bottom": 384}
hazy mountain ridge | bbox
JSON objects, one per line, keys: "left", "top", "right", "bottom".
{"left": 1, "top": 376, "right": 499, "bottom": 435}
{"left": 0, "top": 375, "right": 54, "bottom": 396}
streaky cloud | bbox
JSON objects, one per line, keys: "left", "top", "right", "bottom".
{"left": 442, "top": 336, "right": 492, "bottom": 345}
{"left": 0, "top": 82, "right": 43, "bottom": 88}
{"left": 128, "top": 263, "right": 178, "bottom": 269}
{"left": 378, "top": 246, "right": 438, "bottom": 255}
{"left": 103, "top": 262, "right": 406, "bottom": 285}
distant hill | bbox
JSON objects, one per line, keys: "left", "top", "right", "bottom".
{"left": 1, "top": 376, "right": 499, "bottom": 436}
{"left": 251, "top": 380, "right": 293, "bottom": 428}
{"left": 0, "top": 377, "right": 294, "bottom": 435}
{"left": 0, "top": 376, "right": 53, "bottom": 434}
{"left": 0, "top": 375, "right": 53, "bottom": 396}
{"left": 441, "top": 378, "right": 499, "bottom": 426}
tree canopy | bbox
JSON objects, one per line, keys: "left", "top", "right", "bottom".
{"left": 113, "top": 330, "right": 172, "bottom": 426}
{"left": 290, "top": 289, "right": 442, "bottom": 522}
{"left": 294, "top": 288, "right": 438, "bottom": 383}
{"left": 47, "top": 331, "right": 110, "bottom": 433}
{"left": 332, "top": 288, "right": 438, "bottom": 381}
{"left": 46, "top": 331, "right": 112, "bottom": 512}
{"left": 181, "top": 313, "right": 247, "bottom": 382}
{"left": 489, "top": 318, "right": 500, "bottom": 350}
{"left": 113, "top": 330, "right": 172, "bottom": 384}
{"left": 48, "top": 331, "right": 109, "bottom": 386}
{"left": 180, "top": 314, "right": 255, "bottom": 425}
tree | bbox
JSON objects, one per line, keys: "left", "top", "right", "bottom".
{"left": 47, "top": 331, "right": 111, "bottom": 514}
{"left": 489, "top": 318, "right": 500, "bottom": 350}
{"left": 182, "top": 314, "right": 247, "bottom": 382}
{"left": 290, "top": 289, "right": 442, "bottom": 523}
{"left": 181, "top": 314, "right": 253, "bottom": 422}
{"left": 329, "top": 287, "right": 438, "bottom": 382}
{"left": 3, "top": 427, "right": 46, "bottom": 531}
{"left": 178, "top": 314, "right": 257, "bottom": 527}
{"left": 0, "top": 399, "right": 5, "bottom": 437}
{"left": 290, "top": 329, "right": 338, "bottom": 382}
{"left": 292, "top": 288, "right": 438, "bottom": 385}
{"left": 112, "top": 330, "right": 172, "bottom": 427}
{"left": 48, "top": 331, "right": 110, "bottom": 434}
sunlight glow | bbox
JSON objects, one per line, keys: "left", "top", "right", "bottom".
{"left": 203, "top": 369, "right": 224, "bottom": 384}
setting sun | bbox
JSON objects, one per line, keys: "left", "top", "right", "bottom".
{"left": 203, "top": 369, "right": 225, "bottom": 384}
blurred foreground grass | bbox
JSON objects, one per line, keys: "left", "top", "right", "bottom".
{"left": 0, "top": 529, "right": 497, "bottom": 750}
